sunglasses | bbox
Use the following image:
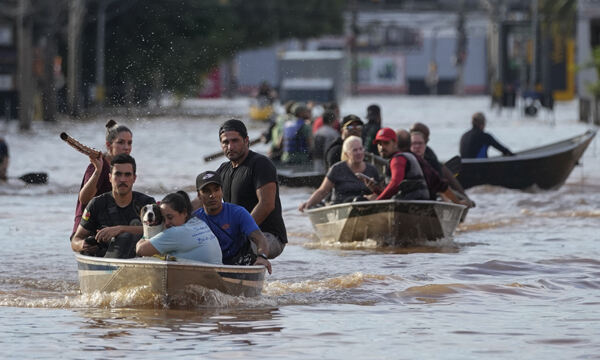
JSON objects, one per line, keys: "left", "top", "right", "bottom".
{"left": 345, "top": 124, "right": 363, "bottom": 130}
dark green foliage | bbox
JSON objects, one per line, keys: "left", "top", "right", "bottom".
{"left": 102, "top": 0, "right": 345, "bottom": 99}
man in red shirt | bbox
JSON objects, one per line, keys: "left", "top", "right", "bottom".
{"left": 312, "top": 102, "right": 340, "bottom": 134}
{"left": 370, "top": 128, "right": 429, "bottom": 200}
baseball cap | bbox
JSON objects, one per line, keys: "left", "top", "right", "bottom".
{"left": 196, "top": 171, "right": 221, "bottom": 190}
{"left": 341, "top": 114, "right": 363, "bottom": 128}
{"left": 373, "top": 127, "right": 397, "bottom": 144}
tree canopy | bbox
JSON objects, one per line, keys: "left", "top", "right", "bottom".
{"left": 96, "top": 0, "right": 346, "bottom": 101}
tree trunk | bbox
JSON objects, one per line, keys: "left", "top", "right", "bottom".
{"left": 67, "top": 0, "right": 86, "bottom": 118}
{"left": 592, "top": 95, "right": 600, "bottom": 125}
{"left": 17, "top": 0, "right": 33, "bottom": 131}
{"left": 41, "top": 35, "right": 58, "bottom": 122}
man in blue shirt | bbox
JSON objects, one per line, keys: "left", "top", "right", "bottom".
{"left": 193, "top": 171, "right": 272, "bottom": 274}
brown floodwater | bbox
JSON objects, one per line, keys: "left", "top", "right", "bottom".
{"left": 0, "top": 96, "right": 598, "bottom": 359}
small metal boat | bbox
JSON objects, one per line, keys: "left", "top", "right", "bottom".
{"left": 276, "top": 163, "right": 325, "bottom": 187}
{"left": 457, "top": 129, "right": 597, "bottom": 190}
{"left": 76, "top": 254, "right": 265, "bottom": 298}
{"left": 305, "top": 200, "right": 466, "bottom": 246}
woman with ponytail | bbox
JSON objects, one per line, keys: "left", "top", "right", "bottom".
{"left": 71, "top": 120, "right": 133, "bottom": 236}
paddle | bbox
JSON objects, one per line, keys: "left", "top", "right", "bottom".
{"left": 11, "top": 172, "right": 48, "bottom": 184}
{"left": 59, "top": 132, "right": 102, "bottom": 158}
{"left": 443, "top": 155, "right": 461, "bottom": 176}
{"left": 203, "top": 137, "right": 262, "bottom": 162}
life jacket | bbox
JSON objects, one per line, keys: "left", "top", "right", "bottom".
{"left": 282, "top": 118, "right": 309, "bottom": 155}
{"left": 386, "top": 152, "right": 430, "bottom": 200}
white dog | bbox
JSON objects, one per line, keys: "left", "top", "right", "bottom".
{"left": 140, "top": 203, "right": 164, "bottom": 239}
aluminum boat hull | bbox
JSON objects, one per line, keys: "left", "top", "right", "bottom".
{"left": 306, "top": 200, "right": 465, "bottom": 246}
{"left": 76, "top": 254, "right": 265, "bottom": 298}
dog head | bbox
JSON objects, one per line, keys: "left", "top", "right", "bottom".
{"left": 140, "top": 203, "right": 163, "bottom": 226}
{"left": 140, "top": 203, "right": 165, "bottom": 240}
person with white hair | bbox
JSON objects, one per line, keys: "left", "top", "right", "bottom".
{"left": 299, "top": 136, "right": 381, "bottom": 212}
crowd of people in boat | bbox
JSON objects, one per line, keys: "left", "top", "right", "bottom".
{"left": 69, "top": 119, "right": 285, "bottom": 274}
{"left": 261, "top": 100, "right": 512, "bottom": 211}
{"left": 67, "top": 103, "right": 513, "bottom": 274}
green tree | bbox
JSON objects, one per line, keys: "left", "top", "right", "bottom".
{"left": 97, "top": 0, "right": 345, "bottom": 102}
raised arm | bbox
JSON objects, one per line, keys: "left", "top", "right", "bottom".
{"left": 78, "top": 155, "right": 104, "bottom": 204}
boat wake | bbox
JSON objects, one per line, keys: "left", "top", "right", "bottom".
{"left": 395, "top": 281, "right": 544, "bottom": 304}
{"left": 264, "top": 272, "right": 385, "bottom": 298}
{"left": 303, "top": 236, "right": 460, "bottom": 254}
{"left": 457, "top": 217, "right": 523, "bottom": 232}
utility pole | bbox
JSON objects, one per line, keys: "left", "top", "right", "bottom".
{"left": 454, "top": 0, "right": 467, "bottom": 96}
{"left": 67, "top": 0, "right": 86, "bottom": 118}
{"left": 350, "top": 0, "right": 358, "bottom": 95}
{"left": 17, "top": 0, "right": 33, "bottom": 130}
{"left": 529, "top": 0, "right": 538, "bottom": 92}
{"left": 40, "top": 3, "right": 62, "bottom": 122}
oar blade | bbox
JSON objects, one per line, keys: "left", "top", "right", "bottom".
{"left": 19, "top": 172, "right": 48, "bottom": 184}
{"left": 444, "top": 156, "right": 461, "bottom": 176}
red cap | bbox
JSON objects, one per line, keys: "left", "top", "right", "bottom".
{"left": 373, "top": 127, "right": 396, "bottom": 144}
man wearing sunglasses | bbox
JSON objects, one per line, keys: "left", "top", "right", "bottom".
{"left": 325, "top": 114, "right": 364, "bottom": 168}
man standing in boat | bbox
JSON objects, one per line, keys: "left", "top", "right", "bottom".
{"left": 71, "top": 154, "right": 155, "bottom": 258}
{"left": 366, "top": 127, "right": 429, "bottom": 200}
{"left": 193, "top": 171, "right": 272, "bottom": 274}
{"left": 325, "top": 114, "right": 364, "bottom": 168}
{"left": 460, "top": 112, "right": 514, "bottom": 158}
{"left": 192, "top": 119, "right": 287, "bottom": 259}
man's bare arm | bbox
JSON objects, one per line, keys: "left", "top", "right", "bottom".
{"left": 252, "top": 182, "right": 276, "bottom": 226}
{"left": 71, "top": 225, "right": 92, "bottom": 252}
{"left": 248, "top": 229, "right": 272, "bottom": 274}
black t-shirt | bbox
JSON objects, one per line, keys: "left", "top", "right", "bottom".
{"left": 325, "top": 137, "right": 343, "bottom": 168}
{"left": 217, "top": 150, "right": 288, "bottom": 243}
{"left": 362, "top": 122, "right": 380, "bottom": 154}
{"left": 80, "top": 191, "right": 156, "bottom": 233}
{"left": 424, "top": 146, "right": 443, "bottom": 175}
{"left": 326, "top": 161, "right": 380, "bottom": 203}
{"left": 460, "top": 127, "right": 513, "bottom": 158}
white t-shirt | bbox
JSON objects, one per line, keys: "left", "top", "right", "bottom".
{"left": 150, "top": 217, "right": 222, "bottom": 264}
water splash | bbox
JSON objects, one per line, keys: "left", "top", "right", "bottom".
{"left": 264, "top": 272, "right": 386, "bottom": 296}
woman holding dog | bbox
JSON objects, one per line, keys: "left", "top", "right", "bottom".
{"left": 71, "top": 120, "right": 133, "bottom": 236}
{"left": 136, "top": 191, "right": 223, "bottom": 264}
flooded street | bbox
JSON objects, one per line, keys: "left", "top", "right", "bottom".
{"left": 0, "top": 96, "right": 599, "bottom": 359}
